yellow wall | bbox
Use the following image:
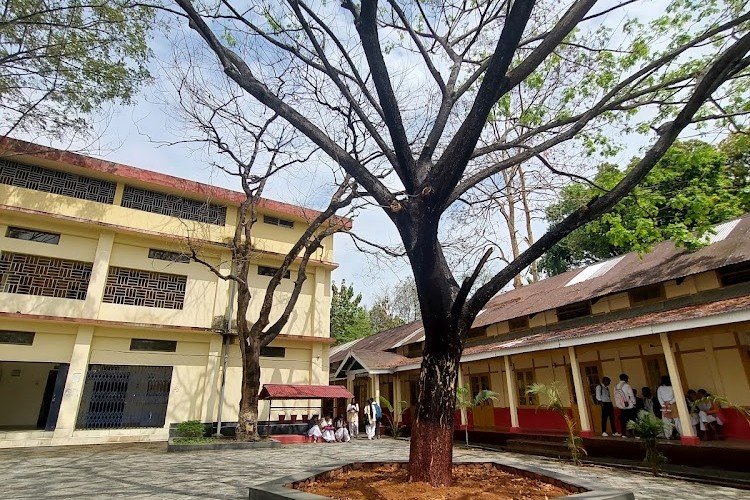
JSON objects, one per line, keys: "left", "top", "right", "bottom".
{"left": 0, "top": 361, "right": 52, "bottom": 427}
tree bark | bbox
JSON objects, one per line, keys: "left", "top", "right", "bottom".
{"left": 235, "top": 282, "right": 262, "bottom": 441}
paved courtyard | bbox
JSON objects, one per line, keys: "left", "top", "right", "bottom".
{"left": 0, "top": 438, "right": 747, "bottom": 499}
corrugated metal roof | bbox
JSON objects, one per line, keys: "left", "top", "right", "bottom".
{"left": 259, "top": 384, "right": 353, "bottom": 400}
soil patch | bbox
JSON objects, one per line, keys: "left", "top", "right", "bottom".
{"left": 294, "top": 463, "right": 576, "bottom": 499}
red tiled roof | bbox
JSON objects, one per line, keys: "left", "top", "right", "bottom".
{"left": 0, "top": 138, "right": 352, "bottom": 229}
{"left": 330, "top": 320, "right": 424, "bottom": 363}
{"left": 259, "top": 384, "right": 353, "bottom": 400}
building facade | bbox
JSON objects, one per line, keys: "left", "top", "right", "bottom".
{"left": 0, "top": 139, "right": 336, "bottom": 448}
{"left": 332, "top": 217, "right": 750, "bottom": 444}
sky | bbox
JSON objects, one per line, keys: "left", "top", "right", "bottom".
{"left": 19, "top": 0, "right": 731, "bottom": 306}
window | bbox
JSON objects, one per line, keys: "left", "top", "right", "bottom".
{"left": 0, "top": 159, "right": 116, "bottom": 204}
{"left": 556, "top": 301, "right": 591, "bottom": 321}
{"left": 466, "top": 328, "right": 486, "bottom": 339}
{"left": 581, "top": 363, "right": 602, "bottom": 404}
{"left": 6, "top": 226, "right": 60, "bottom": 244}
{"left": 0, "top": 252, "right": 92, "bottom": 300}
{"left": 718, "top": 262, "right": 750, "bottom": 286}
{"left": 260, "top": 346, "right": 286, "bottom": 358}
{"left": 629, "top": 284, "right": 664, "bottom": 305}
{"left": 508, "top": 316, "right": 529, "bottom": 332}
{"left": 103, "top": 267, "right": 187, "bottom": 309}
{"left": 148, "top": 249, "right": 190, "bottom": 264}
{"left": 0, "top": 330, "right": 34, "bottom": 345}
{"left": 129, "top": 339, "right": 177, "bottom": 352}
{"left": 257, "top": 266, "right": 291, "bottom": 279}
{"left": 516, "top": 369, "right": 535, "bottom": 406}
{"left": 406, "top": 341, "right": 423, "bottom": 358}
{"left": 469, "top": 374, "right": 492, "bottom": 406}
{"left": 263, "top": 215, "right": 294, "bottom": 229}
{"left": 121, "top": 185, "right": 227, "bottom": 225}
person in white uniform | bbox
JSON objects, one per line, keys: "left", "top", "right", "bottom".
{"left": 346, "top": 398, "right": 360, "bottom": 438}
{"left": 364, "top": 398, "right": 377, "bottom": 440}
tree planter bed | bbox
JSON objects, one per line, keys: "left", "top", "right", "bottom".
{"left": 167, "top": 437, "right": 281, "bottom": 452}
{"left": 247, "top": 460, "right": 634, "bottom": 500}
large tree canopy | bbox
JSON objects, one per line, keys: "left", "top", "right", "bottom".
{"left": 540, "top": 138, "right": 750, "bottom": 275}
{"left": 0, "top": 1, "right": 153, "bottom": 140}
{"left": 171, "top": 0, "right": 750, "bottom": 485}
{"left": 331, "top": 280, "right": 373, "bottom": 344}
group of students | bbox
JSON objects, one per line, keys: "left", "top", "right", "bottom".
{"left": 306, "top": 397, "right": 383, "bottom": 443}
{"left": 596, "top": 374, "right": 724, "bottom": 438}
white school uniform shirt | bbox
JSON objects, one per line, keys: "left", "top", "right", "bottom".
{"left": 595, "top": 383, "right": 611, "bottom": 403}
{"left": 657, "top": 385, "right": 675, "bottom": 406}
{"left": 616, "top": 381, "right": 636, "bottom": 409}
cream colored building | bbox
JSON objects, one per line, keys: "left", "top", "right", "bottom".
{"left": 0, "top": 139, "right": 337, "bottom": 448}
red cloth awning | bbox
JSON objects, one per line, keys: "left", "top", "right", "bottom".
{"left": 259, "top": 384, "right": 354, "bottom": 400}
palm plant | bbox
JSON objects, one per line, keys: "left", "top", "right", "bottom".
{"left": 627, "top": 410, "right": 672, "bottom": 475}
{"left": 455, "top": 386, "right": 499, "bottom": 447}
{"left": 379, "top": 396, "right": 409, "bottom": 438}
{"left": 526, "top": 381, "right": 586, "bottom": 465}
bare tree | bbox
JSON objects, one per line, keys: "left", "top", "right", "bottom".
{"left": 165, "top": 54, "right": 360, "bottom": 441}
{"left": 170, "top": 0, "right": 750, "bottom": 484}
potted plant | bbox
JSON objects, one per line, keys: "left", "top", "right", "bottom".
{"left": 290, "top": 412, "right": 298, "bottom": 424}
{"left": 456, "top": 386, "right": 499, "bottom": 448}
{"left": 301, "top": 414, "right": 309, "bottom": 423}
{"left": 526, "top": 382, "right": 586, "bottom": 466}
{"left": 627, "top": 410, "right": 672, "bottom": 475}
{"left": 277, "top": 411, "right": 286, "bottom": 423}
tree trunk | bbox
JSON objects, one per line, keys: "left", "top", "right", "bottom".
{"left": 235, "top": 284, "right": 262, "bottom": 441}
{"left": 408, "top": 339, "right": 461, "bottom": 486}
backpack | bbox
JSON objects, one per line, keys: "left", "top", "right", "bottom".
{"left": 375, "top": 402, "right": 382, "bottom": 420}
{"left": 614, "top": 384, "right": 629, "bottom": 410}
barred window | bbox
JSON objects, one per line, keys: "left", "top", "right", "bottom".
{"left": 0, "top": 252, "right": 92, "bottom": 300}
{"left": 508, "top": 317, "right": 529, "bottom": 332}
{"left": 556, "top": 301, "right": 591, "bottom": 321}
{"left": 263, "top": 215, "right": 294, "bottom": 229}
{"left": 103, "top": 267, "right": 187, "bottom": 309}
{"left": 0, "top": 159, "right": 116, "bottom": 204}
{"left": 258, "top": 265, "right": 291, "bottom": 279}
{"left": 121, "top": 185, "right": 227, "bottom": 225}
{"left": 148, "top": 249, "right": 190, "bottom": 264}
{"left": 6, "top": 226, "right": 60, "bottom": 244}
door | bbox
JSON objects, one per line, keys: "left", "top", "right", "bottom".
{"left": 643, "top": 355, "right": 668, "bottom": 391}
{"left": 580, "top": 361, "right": 602, "bottom": 434}
{"left": 469, "top": 374, "right": 494, "bottom": 428}
{"left": 40, "top": 364, "right": 69, "bottom": 431}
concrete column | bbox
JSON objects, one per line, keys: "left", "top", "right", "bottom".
{"left": 53, "top": 326, "right": 94, "bottom": 439}
{"left": 504, "top": 355, "right": 520, "bottom": 432}
{"left": 372, "top": 374, "right": 381, "bottom": 402}
{"left": 457, "top": 368, "right": 467, "bottom": 427}
{"left": 702, "top": 336, "right": 726, "bottom": 396}
{"left": 200, "top": 334, "right": 224, "bottom": 423}
{"left": 660, "top": 332, "right": 699, "bottom": 444}
{"left": 393, "top": 374, "right": 402, "bottom": 425}
{"left": 82, "top": 231, "right": 115, "bottom": 318}
{"left": 346, "top": 373, "right": 354, "bottom": 394}
{"left": 568, "top": 346, "right": 593, "bottom": 437}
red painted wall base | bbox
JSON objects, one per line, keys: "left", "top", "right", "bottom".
{"left": 580, "top": 430, "right": 595, "bottom": 438}
{"left": 509, "top": 426, "right": 522, "bottom": 433}
{"left": 680, "top": 435, "right": 701, "bottom": 445}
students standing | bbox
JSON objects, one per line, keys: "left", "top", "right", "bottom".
{"left": 657, "top": 376, "right": 677, "bottom": 438}
{"left": 364, "top": 398, "right": 377, "bottom": 440}
{"left": 596, "top": 377, "right": 618, "bottom": 436}
{"left": 614, "top": 373, "right": 636, "bottom": 437}
{"left": 346, "top": 398, "right": 359, "bottom": 438}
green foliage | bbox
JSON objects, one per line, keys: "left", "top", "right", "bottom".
{"left": 379, "top": 396, "right": 408, "bottom": 438}
{"left": 540, "top": 139, "right": 749, "bottom": 275}
{"left": 330, "top": 280, "right": 372, "bottom": 344}
{"left": 0, "top": 1, "right": 154, "bottom": 139}
{"left": 455, "top": 385, "right": 499, "bottom": 447}
{"left": 526, "top": 382, "right": 586, "bottom": 465}
{"left": 368, "top": 296, "right": 406, "bottom": 333}
{"left": 627, "top": 410, "right": 671, "bottom": 475}
{"left": 176, "top": 420, "right": 205, "bottom": 438}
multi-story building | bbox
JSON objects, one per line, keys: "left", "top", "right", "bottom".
{"left": 332, "top": 216, "right": 750, "bottom": 446}
{"left": 0, "top": 138, "right": 338, "bottom": 448}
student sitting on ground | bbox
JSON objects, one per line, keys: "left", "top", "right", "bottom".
{"left": 696, "top": 389, "right": 724, "bottom": 437}
{"left": 321, "top": 415, "right": 336, "bottom": 443}
{"left": 307, "top": 415, "right": 322, "bottom": 443}
{"left": 334, "top": 415, "right": 351, "bottom": 442}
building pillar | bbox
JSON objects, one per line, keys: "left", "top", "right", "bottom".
{"left": 457, "top": 368, "right": 467, "bottom": 427}
{"left": 504, "top": 355, "right": 521, "bottom": 433}
{"left": 393, "top": 373, "right": 402, "bottom": 425}
{"left": 568, "top": 346, "right": 594, "bottom": 438}
{"left": 82, "top": 231, "right": 115, "bottom": 318}
{"left": 372, "top": 374, "right": 381, "bottom": 402}
{"left": 200, "top": 334, "right": 224, "bottom": 423}
{"left": 53, "top": 326, "right": 94, "bottom": 439}
{"left": 702, "top": 336, "right": 726, "bottom": 396}
{"left": 660, "top": 332, "right": 699, "bottom": 444}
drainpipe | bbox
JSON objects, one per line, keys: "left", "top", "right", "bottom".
{"left": 215, "top": 276, "right": 237, "bottom": 437}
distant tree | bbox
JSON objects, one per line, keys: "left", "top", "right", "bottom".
{"left": 331, "top": 280, "right": 372, "bottom": 344}
{"left": 0, "top": 1, "right": 154, "bottom": 140}
{"left": 369, "top": 296, "right": 406, "bottom": 334}
{"left": 719, "top": 134, "right": 750, "bottom": 212}
{"left": 540, "top": 140, "right": 749, "bottom": 275}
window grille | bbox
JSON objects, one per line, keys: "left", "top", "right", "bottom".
{"left": 629, "top": 284, "right": 664, "bottom": 304}
{"left": 148, "top": 248, "right": 190, "bottom": 263}
{"left": 0, "top": 252, "right": 91, "bottom": 300}
{"left": 0, "top": 159, "right": 116, "bottom": 204}
{"left": 121, "top": 185, "right": 227, "bottom": 225}
{"left": 508, "top": 316, "right": 529, "bottom": 332}
{"left": 130, "top": 339, "right": 177, "bottom": 352}
{"left": 260, "top": 346, "right": 286, "bottom": 358}
{"left": 257, "top": 265, "right": 291, "bottom": 279}
{"left": 103, "top": 267, "right": 187, "bottom": 309}
{"left": 0, "top": 330, "right": 35, "bottom": 345}
{"left": 6, "top": 226, "right": 60, "bottom": 244}
{"left": 556, "top": 301, "right": 592, "bottom": 321}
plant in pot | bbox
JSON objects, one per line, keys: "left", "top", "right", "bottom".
{"left": 627, "top": 410, "right": 672, "bottom": 476}
{"left": 526, "top": 382, "right": 586, "bottom": 466}
{"left": 379, "top": 396, "right": 409, "bottom": 438}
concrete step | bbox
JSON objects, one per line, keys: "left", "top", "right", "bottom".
{"left": 504, "top": 442, "right": 572, "bottom": 459}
